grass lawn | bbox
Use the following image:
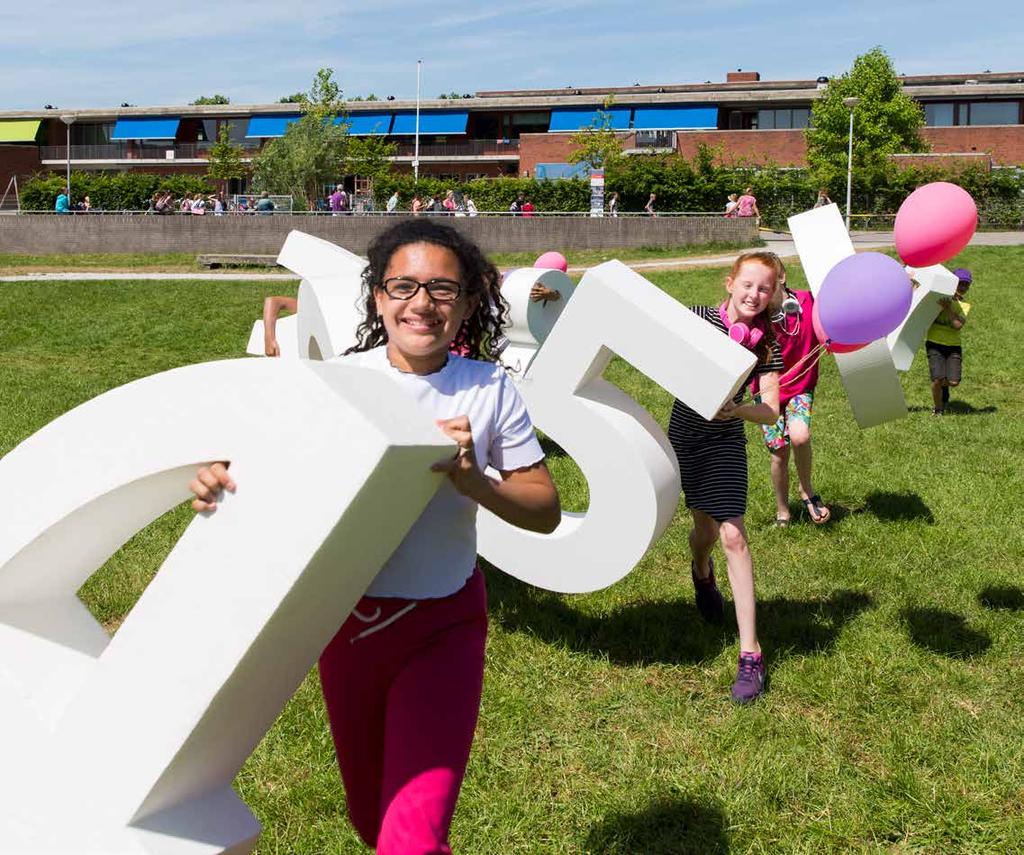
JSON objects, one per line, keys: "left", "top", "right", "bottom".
{"left": 0, "top": 240, "right": 761, "bottom": 275}
{"left": 1, "top": 247, "right": 1022, "bottom": 853}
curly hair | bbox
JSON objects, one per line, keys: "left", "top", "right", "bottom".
{"left": 724, "top": 250, "right": 784, "bottom": 365}
{"left": 346, "top": 219, "right": 508, "bottom": 361}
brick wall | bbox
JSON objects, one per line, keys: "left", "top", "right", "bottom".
{"left": 920, "top": 126, "right": 1024, "bottom": 166}
{"left": 0, "top": 214, "right": 757, "bottom": 256}
{"left": 0, "top": 145, "right": 43, "bottom": 202}
{"left": 518, "top": 132, "right": 635, "bottom": 177}
{"left": 675, "top": 130, "right": 808, "bottom": 166}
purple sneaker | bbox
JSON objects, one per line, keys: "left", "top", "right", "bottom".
{"left": 731, "top": 652, "right": 767, "bottom": 703}
{"left": 691, "top": 557, "right": 724, "bottom": 623}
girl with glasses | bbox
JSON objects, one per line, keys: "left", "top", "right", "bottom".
{"left": 190, "top": 219, "right": 560, "bottom": 853}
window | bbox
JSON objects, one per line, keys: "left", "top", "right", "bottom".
{"left": 202, "top": 119, "right": 249, "bottom": 145}
{"left": 966, "top": 101, "right": 1020, "bottom": 125}
{"left": 924, "top": 103, "right": 954, "bottom": 126}
{"left": 70, "top": 123, "right": 114, "bottom": 145}
{"left": 755, "top": 108, "right": 810, "bottom": 130}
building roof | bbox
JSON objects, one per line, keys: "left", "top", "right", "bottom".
{"left": 2, "top": 70, "right": 1022, "bottom": 122}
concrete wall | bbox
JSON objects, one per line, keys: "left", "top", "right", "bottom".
{"left": 0, "top": 213, "right": 757, "bottom": 256}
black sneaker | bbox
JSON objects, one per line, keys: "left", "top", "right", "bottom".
{"left": 691, "top": 557, "right": 724, "bottom": 623}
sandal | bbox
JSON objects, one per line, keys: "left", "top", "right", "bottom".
{"left": 801, "top": 494, "right": 831, "bottom": 524}
{"left": 774, "top": 516, "right": 791, "bottom": 528}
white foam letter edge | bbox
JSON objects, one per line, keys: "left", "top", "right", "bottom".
{"left": 498, "top": 267, "right": 577, "bottom": 376}
{"left": 0, "top": 358, "right": 452, "bottom": 854}
{"left": 787, "top": 204, "right": 907, "bottom": 428}
{"left": 477, "top": 260, "right": 755, "bottom": 593}
{"left": 887, "top": 264, "right": 958, "bottom": 372}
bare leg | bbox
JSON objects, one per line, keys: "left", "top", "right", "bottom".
{"left": 689, "top": 509, "right": 719, "bottom": 579}
{"left": 931, "top": 379, "right": 945, "bottom": 411}
{"left": 719, "top": 517, "right": 759, "bottom": 653}
{"left": 789, "top": 421, "right": 814, "bottom": 501}
{"left": 769, "top": 445, "right": 791, "bottom": 521}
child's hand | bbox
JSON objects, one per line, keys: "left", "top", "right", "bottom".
{"left": 714, "top": 402, "right": 738, "bottom": 420}
{"left": 190, "top": 462, "right": 235, "bottom": 512}
{"left": 431, "top": 416, "right": 488, "bottom": 499}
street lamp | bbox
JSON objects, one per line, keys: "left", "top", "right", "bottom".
{"left": 61, "top": 115, "right": 76, "bottom": 208}
{"left": 413, "top": 60, "right": 422, "bottom": 182}
{"left": 842, "top": 97, "right": 859, "bottom": 231}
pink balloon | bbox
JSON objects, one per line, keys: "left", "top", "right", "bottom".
{"left": 811, "top": 302, "right": 867, "bottom": 354}
{"left": 894, "top": 182, "right": 977, "bottom": 267}
{"left": 534, "top": 251, "right": 568, "bottom": 273}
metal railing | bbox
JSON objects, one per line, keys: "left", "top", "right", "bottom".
{"left": 15, "top": 209, "right": 728, "bottom": 217}
{"left": 391, "top": 140, "right": 520, "bottom": 158}
{"left": 40, "top": 143, "right": 259, "bottom": 161}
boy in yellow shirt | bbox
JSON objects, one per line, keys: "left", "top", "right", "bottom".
{"left": 926, "top": 267, "right": 971, "bottom": 415}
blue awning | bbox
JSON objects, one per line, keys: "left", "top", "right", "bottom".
{"left": 344, "top": 111, "right": 393, "bottom": 135}
{"left": 390, "top": 110, "right": 468, "bottom": 135}
{"left": 535, "top": 162, "right": 589, "bottom": 180}
{"left": 548, "top": 107, "right": 631, "bottom": 132}
{"left": 245, "top": 114, "right": 301, "bottom": 138}
{"left": 632, "top": 105, "right": 718, "bottom": 130}
{"left": 111, "top": 117, "right": 180, "bottom": 140}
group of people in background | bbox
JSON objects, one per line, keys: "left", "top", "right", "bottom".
{"left": 724, "top": 187, "right": 760, "bottom": 220}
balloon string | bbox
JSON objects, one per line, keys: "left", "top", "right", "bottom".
{"left": 778, "top": 344, "right": 827, "bottom": 388}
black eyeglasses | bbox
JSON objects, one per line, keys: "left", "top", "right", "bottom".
{"left": 381, "top": 277, "right": 463, "bottom": 302}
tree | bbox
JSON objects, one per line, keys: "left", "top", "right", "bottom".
{"left": 190, "top": 94, "right": 231, "bottom": 105}
{"left": 567, "top": 98, "right": 625, "bottom": 173}
{"left": 254, "top": 68, "right": 350, "bottom": 209}
{"left": 206, "top": 125, "right": 248, "bottom": 195}
{"left": 278, "top": 92, "right": 305, "bottom": 103}
{"left": 806, "top": 47, "right": 927, "bottom": 190}
{"left": 437, "top": 91, "right": 464, "bottom": 100}
{"left": 347, "top": 134, "right": 397, "bottom": 195}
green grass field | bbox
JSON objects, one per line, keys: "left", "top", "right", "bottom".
{"left": 1, "top": 247, "right": 1022, "bottom": 853}
{"left": 0, "top": 241, "right": 760, "bottom": 275}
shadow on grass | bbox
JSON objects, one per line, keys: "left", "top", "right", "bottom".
{"left": 862, "top": 491, "right": 935, "bottom": 524}
{"left": 908, "top": 401, "right": 997, "bottom": 416}
{"left": 902, "top": 607, "right": 991, "bottom": 659}
{"left": 978, "top": 584, "right": 1024, "bottom": 611}
{"left": 487, "top": 570, "right": 872, "bottom": 666}
{"left": 584, "top": 796, "right": 729, "bottom": 855}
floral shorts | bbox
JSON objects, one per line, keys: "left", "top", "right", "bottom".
{"left": 759, "top": 392, "right": 814, "bottom": 451}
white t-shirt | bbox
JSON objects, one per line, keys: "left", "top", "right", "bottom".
{"left": 339, "top": 346, "right": 544, "bottom": 598}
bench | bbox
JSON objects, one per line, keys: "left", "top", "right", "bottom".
{"left": 197, "top": 254, "right": 281, "bottom": 269}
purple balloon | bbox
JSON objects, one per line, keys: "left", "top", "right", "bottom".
{"left": 817, "top": 252, "right": 912, "bottom": 344}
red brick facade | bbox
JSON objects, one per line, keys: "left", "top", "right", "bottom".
{"left": 675, "top": 130, "right": 808, "bottom": 166}
{"left": 920, "top": 126, "right": 1024, "bottom": 165}
{"left": 518, "top": 132, "right": 635, "bottom": 178}
{"left": 0, "top": 145, "right": 42, "bottom": 201}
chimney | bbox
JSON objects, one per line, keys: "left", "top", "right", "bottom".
{"left": 727, "top": 70, "right": 760, "bottom": 83}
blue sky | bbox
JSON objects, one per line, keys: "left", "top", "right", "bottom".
{"left": 3, "top": 1, "right": 1019, "bottom": 109}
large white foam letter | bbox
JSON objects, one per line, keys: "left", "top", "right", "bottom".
{"left": 477, "top": 260, "right": 755, "bottom": 593}
{"left": 0, "top": 359, "right": 451, "bottom": 854}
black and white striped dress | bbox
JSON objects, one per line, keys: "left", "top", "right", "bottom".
{"left": 667, "top": 305, "right": 783, "bottom": 522}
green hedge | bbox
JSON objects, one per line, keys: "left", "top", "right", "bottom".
{"left": 21, "top": 172, "right": 214, "bottom": 212}
{"left": 372, "top": 175, "right": 589, "bottom": 213}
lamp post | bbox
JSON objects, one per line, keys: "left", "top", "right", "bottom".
{"left": 61, "top": 115, "right": 76, "bottom": 206}
{"left": 413, "top": 60, "right": 422, "bottom": 182}
{"left": 842, "top": 96, "right": 859, "bottom": 231}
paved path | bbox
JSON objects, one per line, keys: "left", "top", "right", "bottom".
{"left": 2, "top": 231, "right": 1020, "bottom": 283}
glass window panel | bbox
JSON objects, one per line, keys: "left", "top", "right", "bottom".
{"left": 775, "top": 109, "right": 792, "bottom": 129}
{"left": 924, "top": 103, "right": 954, "bottom": 126}
{"left": 967, "top": 101, "right": 1019, "bottom": 125}
{"left": 792, "top": 109, "right": 810, "bottom": 129}
{"left": 757, "top": 109, "right": 775, "bottom": 130}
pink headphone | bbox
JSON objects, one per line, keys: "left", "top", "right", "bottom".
{"left": 719, "top": 303, "right": 764, "bottom": 350}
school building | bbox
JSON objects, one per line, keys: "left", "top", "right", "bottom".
{"left": 1, "top": 68, "right": 1022, "bottom": 199}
